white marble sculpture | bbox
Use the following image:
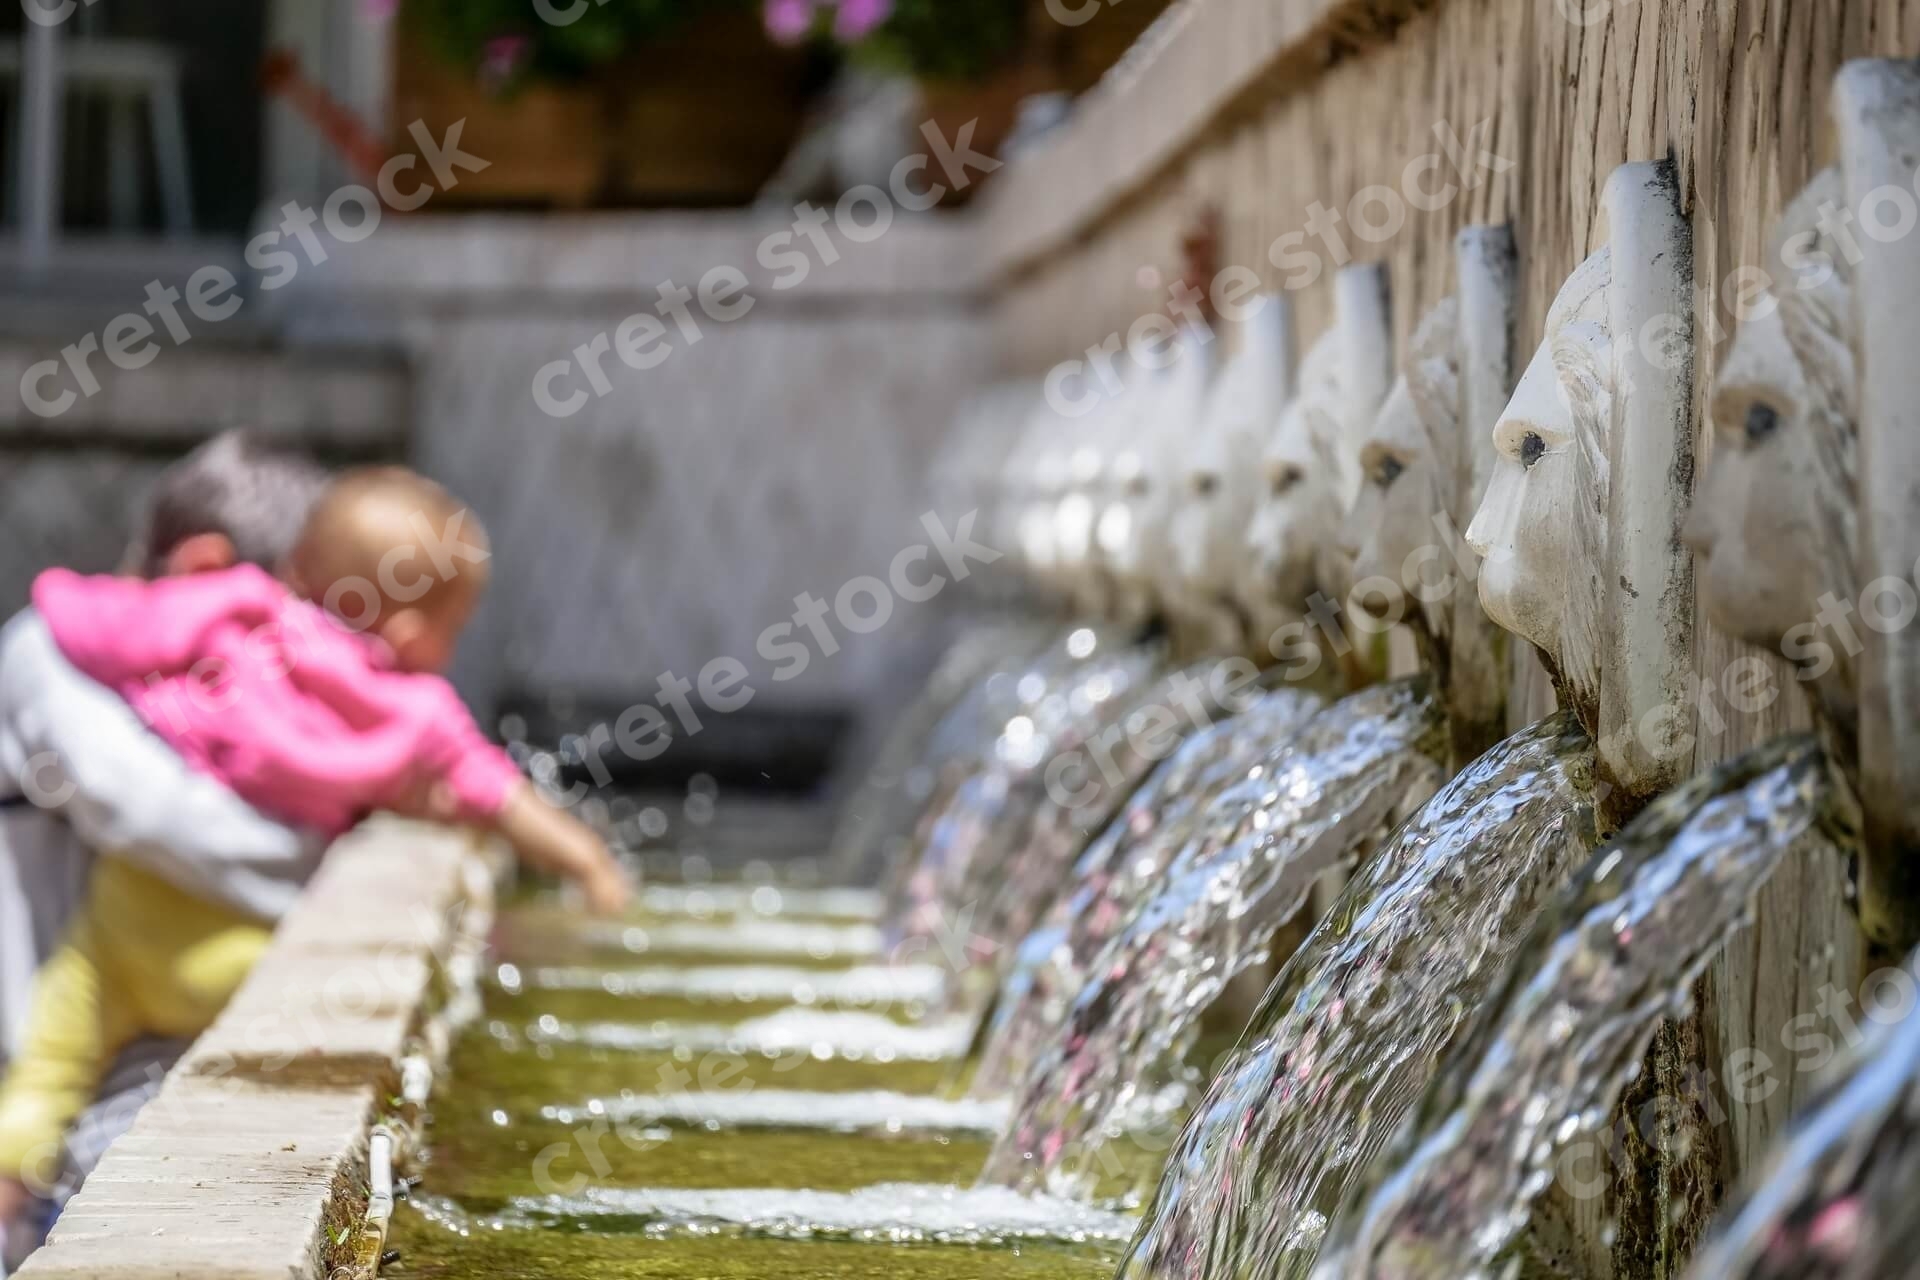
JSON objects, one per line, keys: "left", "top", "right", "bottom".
{"left": 1342, "top": 228, "right": 1516, "bottom": 758}
{"left": 1011, "top": 410, "right": 1075, "bottom": 595}
{"left": 1103, "top": 325, "right": 1214, "bottom": 630}
{"left": 1087, "top": 356, "right": 1165, "bottom": 628}
{"left": 1242, "top": 265, "right": 1393, "bottom": 651}
{"left": 1165, "top": 294, "right": 1295, "bottom": 653}
{"left": 1685, "top": 168, "right": 1859, "bottom": 750}
{"left": 1467, "top": 161, "right": 1694, "bottom": 804}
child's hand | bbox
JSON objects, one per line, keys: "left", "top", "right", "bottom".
{"left": 390, "top": 777, "right": 462, "bottom": 825}
{"left": 579, "top": 860, "right": 634, "bottom": 917}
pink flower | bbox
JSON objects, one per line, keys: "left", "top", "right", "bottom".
{"left": 478, "top": 33, "right": 530, "bottom": 91}
{"left": 832, "top": 0, "right": 892, "bottom": 41}
{"left": 763, "top": 0, "right": 817, "bottom": 44}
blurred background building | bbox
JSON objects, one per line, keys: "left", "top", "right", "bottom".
{"left": 0, "top": 0, "right": 1170, "bottom": 855}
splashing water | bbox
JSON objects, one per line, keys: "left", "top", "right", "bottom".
{"left": 413, "top": 1183, "right": 1139, "bottom": 1247}
{"left": 1315, "top": 736, "right": 1844, "bottom": 1280}
{"left": 540, "top": 1090, "right": 1013, "bottom": 1137}
{"left": 638, "top": 883, "right": 885, "bottom": 922}
{"left": 580, "top": 918, "right": 885, "bottom": 962}
{"left": 971, "top": 687, "right": 1327, "bottom": 1098}
{"left": 508, "top": 962, "right": 949, "bottom": 1007}
{"left": 968, "top": 657, "right": 1252, "bottom": 981}
{"left": 1118, "top": 711, "right": 1597, "bottom": 1278}
{"left": 518, "top": 1007, "right": 978, "bottom": 1062}
{"left": 888, "top": 634, "right": 1166, "bottom": 971}
{"left": 827, "top": 621, "right": 1058, "bottom": 883}
{"left": 877, "top": 626, "right": 1140, "bottom": 907}
{"left": 984, "top": 679, "right": 1447, "bottom": 1198}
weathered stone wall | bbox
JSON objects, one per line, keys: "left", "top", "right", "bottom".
{"left": 275, "top": 216, "right": 991, "bottom": 749}
{"left": 985, "top": 0, "right": 1917, "bottom": 1271}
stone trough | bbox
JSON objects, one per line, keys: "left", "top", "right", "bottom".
{"left": 15, "top": 820, "right": 496, "bottom": 1280}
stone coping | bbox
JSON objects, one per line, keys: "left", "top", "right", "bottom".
{"left": 980, "top": 0, "right": 1428, "bottom": 281}
{"left": 0, "top": 343, "right": 409, "bottom": 450}
{"left": 15, "top": 819, "right": 495, "bottom": 1280}
{"left": 268, "top": 213, "right": 985, "bottom": 311}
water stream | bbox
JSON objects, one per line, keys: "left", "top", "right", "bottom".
{"left": 1313, "top": 735, "right": 1845, "bottom": 1279}
{"left": 971, "top": 686, "right": 1328, "bottom": 1098}
{"left": 888, "top": 631, "right": 1165, "bottom": 976}
{"left": 983, "top": 679, "right": 1448, "bottom": 1199}
{"left": 391, "top": 890, "right": 1121, "bottom": 1280}
{"left": 1116, "top": 711, "right": 1598, "bottom": 1278}
{"left": 827, "top": 621, "right": 1060, "bottom": 883}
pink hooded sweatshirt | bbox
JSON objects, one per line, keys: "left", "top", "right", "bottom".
{"left": 32, "top": 564, "right": 522, "bottom": 837}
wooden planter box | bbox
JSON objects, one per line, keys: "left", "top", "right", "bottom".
{"left": 605, "top": 11, "right": 818, "bottom": 206}
{"left": 391, "top": 14, "right": 814, "bottom": 209}
{"left": 391, "top": 30, "right": 607, "bottom": 207}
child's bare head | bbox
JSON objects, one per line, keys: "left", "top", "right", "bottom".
{"left": 130, "top": 431, "right": 329, "bottom": 578}
{"left": 288, "top": 467, "right": 491, "bottom": 673}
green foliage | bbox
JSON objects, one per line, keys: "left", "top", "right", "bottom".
{"left": 406, "top": 0, "right": 753, "bottom": 84}
{"left": 855, "top": 0, "right": 1029, "bottom": 83}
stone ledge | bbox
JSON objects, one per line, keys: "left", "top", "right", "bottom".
{"left": 0, "top": 343, "right": 409, "bottom": 452}
{"left": 16, "top": 819, "right": 493, "bottom": 1280}
{"left": 980, "top": 0, "right": 1430, "bottom": 281}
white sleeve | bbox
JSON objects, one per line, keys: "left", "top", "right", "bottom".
{"left": 0, "top": 609, "right": 319, "bottom": 889}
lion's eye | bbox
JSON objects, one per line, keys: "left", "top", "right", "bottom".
{"left": 1745, "top": 402, "right": 1782, "bottom": 444}
{"left": 1375, "top": 456, "right": 1405, "bottom": 488}
{"left": 1519, "top": 432, "right": 1546, "bottom": 469}
{"left": 1193, "top": 473, "right": 1219, "bottom": 497}
{"left": 1269, "top": 463, "right": 1303, "bottom": 497}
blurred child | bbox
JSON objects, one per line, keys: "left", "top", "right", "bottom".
{"left": 0, "top": 466, "right": 628, "bottom": 1247}
{"left": 0, "top": 432, "right": 330, "bottom": 1268}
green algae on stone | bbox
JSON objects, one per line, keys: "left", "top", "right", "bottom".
{"left": 452, "top": 1027, "right": 959, "bottom": 1116}
{"left": 426, "top": 1123, "right": 990, "bottom": 1201}
{"left": 386, "top": 1215, "right": 1119, "bottom": 1280}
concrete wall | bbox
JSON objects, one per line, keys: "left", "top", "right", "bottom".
{"left": 0, "top": 341, "right": 409, "bottom": 613}
{"left": 978, "top": 0, "right": 1918, "bottom": 1271}
{"left": 275, "top": 214, "right": 992, "bottom": 755}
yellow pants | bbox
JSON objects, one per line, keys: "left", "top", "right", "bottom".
{"left": 0, "top": 860, "right": 269, "bottom": 1190}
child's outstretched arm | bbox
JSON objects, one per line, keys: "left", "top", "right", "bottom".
{"left": 493, "top": 780, "right": 632, "bottom": 916}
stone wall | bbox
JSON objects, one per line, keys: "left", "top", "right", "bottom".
{"left": 0, "top": 341, "right": 409, "bottom": 614}
{"left": 275, "top": 215, "right": 992, "bottom": 760}
{"left": 981, "top": 0, "right": 1919, "bottom": 1271}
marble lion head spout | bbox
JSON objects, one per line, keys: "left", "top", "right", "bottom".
{"left": 1686, "top": 167, "right": 1859, "bottom": 742}
{"left": 1465, "top": 246, "right": 1612, "bottom": 713}
{"left": 1343, "top": 297, "right": 1462, "bottom": 633}
{"left": 1468, "top": 160, "right": 1694, "bottom": 785}
{"left": 1242, "top": 265, "right": 1392, "bottom": 645}
{"left": 1166, "top": 294, "right": 1294, "bottom": 649}
{"left": 1102, "top": 327, "right": 1211, "bottom": 629}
